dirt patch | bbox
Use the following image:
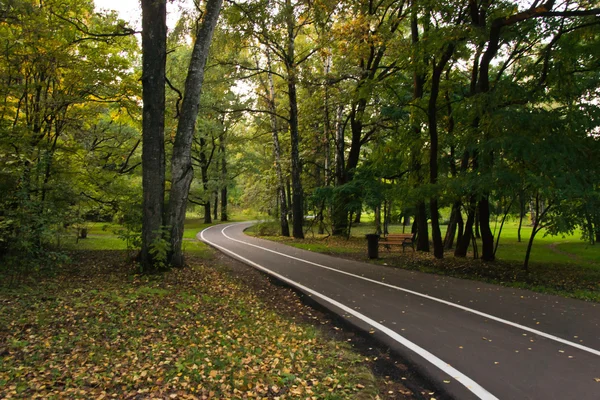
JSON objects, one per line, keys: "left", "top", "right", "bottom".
{"left": 210, "top": 251, "right": 447, "bottom": 400}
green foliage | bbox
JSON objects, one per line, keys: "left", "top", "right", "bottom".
{"left": 0, "top": 0, "right": 140, "bottom": 272}
{"left": 251, "top": 220, "right": 281, "bottom": 236}
{"left": 113, "top": 199, "right": 143, "bottom": 252}
{"left": 148, "top": 227, "right": 172, "bottom": 271}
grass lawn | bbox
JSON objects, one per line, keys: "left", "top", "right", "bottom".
{"left": 249, "top": 219, "right": 600, "bottom": 302}
{"left": 60, "top": 218, "right": 226, "bottom": 251}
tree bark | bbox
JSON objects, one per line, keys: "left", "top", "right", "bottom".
{"left": 354, "top": 210, "right": 361, "bottom": 224}
{"left": 166, "top": 0, "right": 222, "bottom": 267}
{"left": 416, "top": 201, "right": 429, "bottom": 251}
{"left": 140, "top": 0, "right": 167, "bottom": 271}
{"left": 285, "top": 0, "right": 304, "bottom": 239}
{"left": 197, "top": 133, "right": 213, "bottom": 224}
{"left": 319, "top": 56, "right": 331, "bottom": 236}
{"left": 428, "top": 44, "right": 454, "bottom": 259}
{"left": 219, "top": 132, "right": 228, "bottom": 221}
{"left": 517, "top": 192, "right": 525, "bottom": 242}
{"left": 332, "top": 105, "right": 347, "bottom": 235}
{"left": 455, "top": 197, "right": 476, "bottom": 257}
{"left": 444, "top": 201, "right": 462, "bottom": 250}
{"left": 524, "top": 195, "right": 552, "bottom": 271}
{"left": 266, "top": 52, "right": 289, "bottom": 237}
{"left": 213, "top": 190, "right": 218, "bottom": 221}
{"left": 411, "top": 11, "right": 428, "bottom": 252}
{"left": 375, "top": 203, "right": 381, "bottom": 235}
{"left": 478, "top": 196, "right": 495, "bottom": 261}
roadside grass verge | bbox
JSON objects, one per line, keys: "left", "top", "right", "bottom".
{"left": 60, "top": 218, "right": 232, "bottom": 251}
{"left": 0, "top": 250, "right": 380, "bottom": 399}
{"left": 248, "top": 221, "right": 600, "bottom": 302}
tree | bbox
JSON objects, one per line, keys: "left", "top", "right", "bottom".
{"left": 0, "top": 0, "right": 139, "bottom": 269}
{"left": 166, "top": 0, "right": 223, "bottom": 267}
{"left": 140, "top": 0, "right": 167, "bottom": 270}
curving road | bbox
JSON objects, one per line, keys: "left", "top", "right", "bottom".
{"left": 200, "top": 222, "right": 600, "bottom": 400}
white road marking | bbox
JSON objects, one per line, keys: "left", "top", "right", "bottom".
{"left": 203, "top": 223, "right": 600, "bottom": 358}
{"left": 200, "top": 226, "right": 499, "bottom": 400}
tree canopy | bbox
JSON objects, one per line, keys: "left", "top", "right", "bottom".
{"left": 1, "top": 0, "right": 599, "bottom": 272}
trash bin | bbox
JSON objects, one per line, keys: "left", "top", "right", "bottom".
{"left": 365, "top": 234, "right": 380, "bottom": 259}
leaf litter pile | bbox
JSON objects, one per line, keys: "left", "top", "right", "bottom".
{"left": 0, "top": 250, "right": 423, "bottom": 399}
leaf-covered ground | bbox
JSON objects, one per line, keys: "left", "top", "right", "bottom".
{"left": 0, "top": 250, "right": 430, "bottom": 399}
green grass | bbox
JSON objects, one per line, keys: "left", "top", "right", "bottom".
{"left": 182, "top": 218, "right": 213, "bottom": 239}
{"left": 253, "top": 218, "right": 600, "bottom": 302}
{"left": 61, "top": 216, "right": 237, "bottom": 252}
{"left": 555, "top": 242, "right": 600, "bottom": 264}
{"left": 182, "top": 240, "right": 213, "bottom": 258}
{"left": 342, "top": 219, "right": 596, "bottom": 266}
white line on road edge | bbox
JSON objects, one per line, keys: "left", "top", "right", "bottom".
{"left": 209, "top": 223, "right": 600, "bottom": 358}
{"left": 200, "top": 226, "right": 499, "bottom": 400}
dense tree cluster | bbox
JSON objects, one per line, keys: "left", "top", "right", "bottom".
{"left": 227, "top": 0, "right": 600, "bottom": 268}
{"left": 1, "top": 0, "right": 599, "bottom": 273}
{"left": 0, "top": 0, "right": 139, "bottom": 271}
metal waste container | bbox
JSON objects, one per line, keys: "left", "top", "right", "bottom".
{"left": 365, "top": 234, "right": 380, "bottom": 259}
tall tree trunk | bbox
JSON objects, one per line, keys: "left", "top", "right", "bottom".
{"left": 428, "top": 44, "right": 454, "bottom": 259}
{"left": 524, "top": 195, "right": 552, "bottom": 271}
{"left": 585, "top": 214, "right": 595, "bottom": 245}
{"left": 411, "top": 12, "right": 428, "bottom": 252}
{"left": 166, "top": 0, "right": 222, "bottom": 267}
{"left": 494, "top": 198, "right": 514, "bottom": 255}
{"left": 319, "top": 56, "right": 331, "bottom": 236}
{"left": 415, "top": 201, "right": 429, "bottom": 251}
{"left": 140, "top": 0, "right": 167, "bottom": 271}
{"left": 213, "top": 160, "right": 219, "bottom": 221}
{"left": 204, "top": 201, "right": 212, "bottom": 223}
{"left": 478, "top": 197, "right": 494, "bottom": 261}
{"left": 285, "top": 0, "right": 304, "bottom": 239}
{"left": 354, "top": 210, "right": 361, "bottom": 224}
{"left": 456, "top": 209, "right": 464, "bottom": 247}
{"left": 443, "top": 78, "right": 459, "bottom": 251}
{"left": 444, "top": 201, "right": 461, "bottom": 250}
{"left": 517, "top": 192, "right": 525, "bottom": 242}
{"left": 332, "top": 105, "right": 347, "bottom": 235}
{"left": 220, "top": 133, "right": 228, "bottom": 222}
{"left": 198, "top": 134, "right": 213, "bottom": 224}
{"left": 455, "top": 197, "right": 475, "bottom": 257}
{"left": 384, "top": 201, "right": 389, "bottom": 235}
{"left": 375, "top": 203, "right": 382, "bottom": 235}
{"left": 266, "top": 51, "right": 289, "bottom": 236}
{"left": 213, "top": 191, "right": 218, "bottom": 221}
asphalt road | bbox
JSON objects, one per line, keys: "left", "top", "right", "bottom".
{"left": 199, "top": 222, "right": 600, "bottom": 400}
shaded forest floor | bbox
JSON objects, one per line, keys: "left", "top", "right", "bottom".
{"left": 253, "top": 229, "right": 600, "bottom": 303}
{"left": 0, "top": 247, "right": 440, "bottom": 400}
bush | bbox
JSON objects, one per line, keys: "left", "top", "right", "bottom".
{"left": 254, "top": 220, "right": 280, "bottom": 236}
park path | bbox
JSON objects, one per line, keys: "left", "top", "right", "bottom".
{"left": 200, "top": 222, "right": 600, "bottom": 400}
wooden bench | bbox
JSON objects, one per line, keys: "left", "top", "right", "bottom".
{"left": 379, "top": 233, "right": 415, "bottom": 252}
